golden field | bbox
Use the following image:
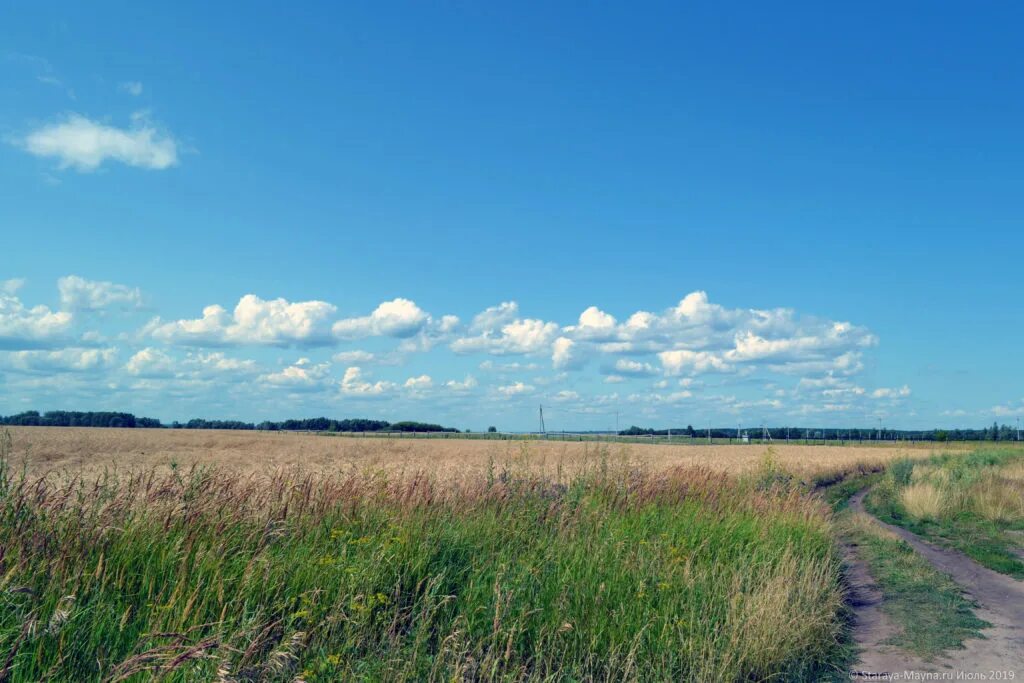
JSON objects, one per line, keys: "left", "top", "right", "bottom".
{"left": 4, "top": 426, "right": 948, "bottom": 483}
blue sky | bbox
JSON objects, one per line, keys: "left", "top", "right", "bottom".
{"left": 1, "top": 2, "right": 1022, "bottom": 430}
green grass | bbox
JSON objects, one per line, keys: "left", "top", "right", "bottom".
{"left": 837, "top": 510, "right": 989, "bottom": 658}
{"left": 818, "top": 472, "right": 885, "bottom": 512}
{"left": 865, "top": 448, "right": 1024, "bottom": 579}
{"left": 0, "top": 441, "right": 848, "bottom": 682}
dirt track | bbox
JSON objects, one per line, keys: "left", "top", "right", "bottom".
{"left": 849, "top": 489, "right": 1024, "bottom": 678}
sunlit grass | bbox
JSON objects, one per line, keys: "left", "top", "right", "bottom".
{"left": 866, "top": 446, "right": 1024, "bottom": 578}
{"left": 0, "top": 433, "right": 847, "bottom": 682}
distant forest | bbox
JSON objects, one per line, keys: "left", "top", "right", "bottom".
{"left": 1, "top": 411, "right": 1018, "bottom": 441}
{"left": 618, "top": 423, "right": 1020, "bottom": 442}
{"left": 0, "top": 411, "right": 459, "bottom": 433}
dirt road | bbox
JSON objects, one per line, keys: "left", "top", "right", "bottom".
{"left": 849, "top": 489, "right": 1024, "bottom": 678}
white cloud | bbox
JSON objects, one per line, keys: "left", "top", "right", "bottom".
{"left": 333, "top": 298, "right": 429, "bottom": 340}
{"left": 871, "top": 385, "right": 911, "bottom": 399}
{"left": 452, "top": 302, "right": 559, "bottom": 356}
{"left": 339, "top": 366, "right": 396, "bottom": 397}
{"left": 404, "top": 374, "right": 433, "bottom": 390}
{"left": 497, "top": 381, "right": 535, "bottom": 396}
{"left": 403, "top": 376, "right": 432, "bottom": 397}
{"left": 3, "top": 347, "right": 117, "bottom": 373}
{"left": 565, "top": 306, "right": 618, "bottom": 340}
{"left": 991, "top": 404, "right": 1024, "bottom": 418}
{"left": 125, "top": 347, "right": 175, "bottom": 377}
{"left": 332, "top": 350, "right": 376, "bottom": 364}
{"left": 604, "top": 374, "right": 626, "bottom": 384}
{"left": 58, "top": 275, "right": 143, "bottom": 311}
{"left": 148, "top": 294, "right": 336, "bottom": 347}
{"left": 551, "top": 390, "right": 580, "bottom": 402}
{"left": 611, "top": 358, "right": 658, "bottom": 377}
{"left": 188, "top": 352, "right": 258, "bottom": 375}
{"left": 0, "top": 287, "right": 73, "bottom": 349}
{"left": 445, "top": 375, "right": 478, "bottom": 392}
{"left": 1, "top": 279, "right": 26, "bottom": 294}
{"left": 659, "top": 349, "right": 733, "bottom": 375}
{"left": 260, "top": 358, "right": 331, "bottom": 390}
{"left": 120, "top": 81, "right": 143, "bottom": 96}
{"left": 125, "top": 347, "right": 258, "bottom": 380}
{"left": 551, "top": 337, "right": 578, "bottom": 370}
{"left": 558, "top": 291, "right": 875, "bottom": 381}
{"left": 479, "top": 360, "right": 539, "bottom": 372}
{"left": 20, "top": 113, "right": 178, "bottom": 171}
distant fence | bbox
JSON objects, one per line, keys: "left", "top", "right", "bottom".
{"left": 295, "top": 430, "right": 939, "bottom": 447}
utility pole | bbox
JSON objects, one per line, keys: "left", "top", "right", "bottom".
{"left": 707, "top": 427, "right": 711, "bottom": 444}
{"left": 538, "top": 405, "right": 546, "bottom": 434}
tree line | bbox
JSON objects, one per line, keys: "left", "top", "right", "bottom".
{"left": 0, "top": 411, "right": 459, "bottom": 433}
{"left": 619, "top": 422, "right": 1020, "bottom": 442}
{"left": 0, "top": 411, "right": 162, "bottom": 429}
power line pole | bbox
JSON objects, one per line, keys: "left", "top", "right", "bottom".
{"left": 538, "top": 405, "right": 546, "bottom": 434}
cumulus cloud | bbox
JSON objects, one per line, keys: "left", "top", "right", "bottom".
{"left": 403, "top": 375, "right": 433, "bottom": 396}
{"left": 551, "top": 337, "right": 579, "bottom": 370}
{"left": 0, "top": 287, "right": 73, "bottom": 349}
{"left": 147, "top": 294, "right": 336, "bottom": 347}
{"left": 445, "top": 375, "right": 478, "bottom": 392}
{"left": 260, "top": 358, "right": 331, "bottom": 390}
{"left": 58, "top": 275, "right": 143, "bottom": 311}
{"left": 20, "top": 113, "right": 178, "bottom": 171}
{"left": 555, "top": 291, "right": 876, "bottom": 381}
{"left": 551, "top": 390, "right": 580, "bottom": 402}
{"left": 333, "top": 298, "right": 429, "bottom": 339}
{"left": 497, "top": 381, "right": 535, "bottom": 396}
{"left": 871, "top": 385, "right": 911, "bottom": 399}
{"left": 658, "top": 349, "right": 733, "bottom": 375}
{"left": 452, "top": 302, "right": 559, "bottom": 355}
{"left": 126, "top": 348, "right": 259, "bottom": 379}
{"left": 991, "top": 403, "right": 1024, "bottom": 417}
{"left": 611, "top": 358, "right": 658, "bottom": 377}
{"left": 3, "top": 347, "right": 117, "bottom": 373}
{"left": 565, "top": 306, "right": 618, "bottom": 341}
{"left": 125, "top": 347, "right": 176, "bottom": 377}
{"left": 339, "top": 366, "right": 396, "bottom": 397}
{"left": 1, "top": 279, "right": 26, "bottom": 294}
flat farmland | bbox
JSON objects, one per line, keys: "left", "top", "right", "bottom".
{"left": 6, "top": 426, "right": 941, "bottom": 483}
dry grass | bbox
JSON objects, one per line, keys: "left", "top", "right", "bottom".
{"left": 968, "top": 473, "right": 1024, "bottom": 522}
{"left": 899, "top": 482, "right": 947, "bottom": 520}
{"left": 0, "top": 438, "right": 847, "bottom": 681}
{"left": 5, "top": 426, "right": 940, "bottom": 485}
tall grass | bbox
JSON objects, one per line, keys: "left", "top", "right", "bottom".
{"left": 899, "top": 482, "right": 947, "bottom": 520}
{"left": 0, "top": 436, "right": 845, "bottom": 681}
{"left": 866, "top": 446, "right": 1024, "bottom": 578}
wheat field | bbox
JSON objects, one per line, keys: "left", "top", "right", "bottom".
{"left": 5, "top": 426, "right": 942, "bottom": 483}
